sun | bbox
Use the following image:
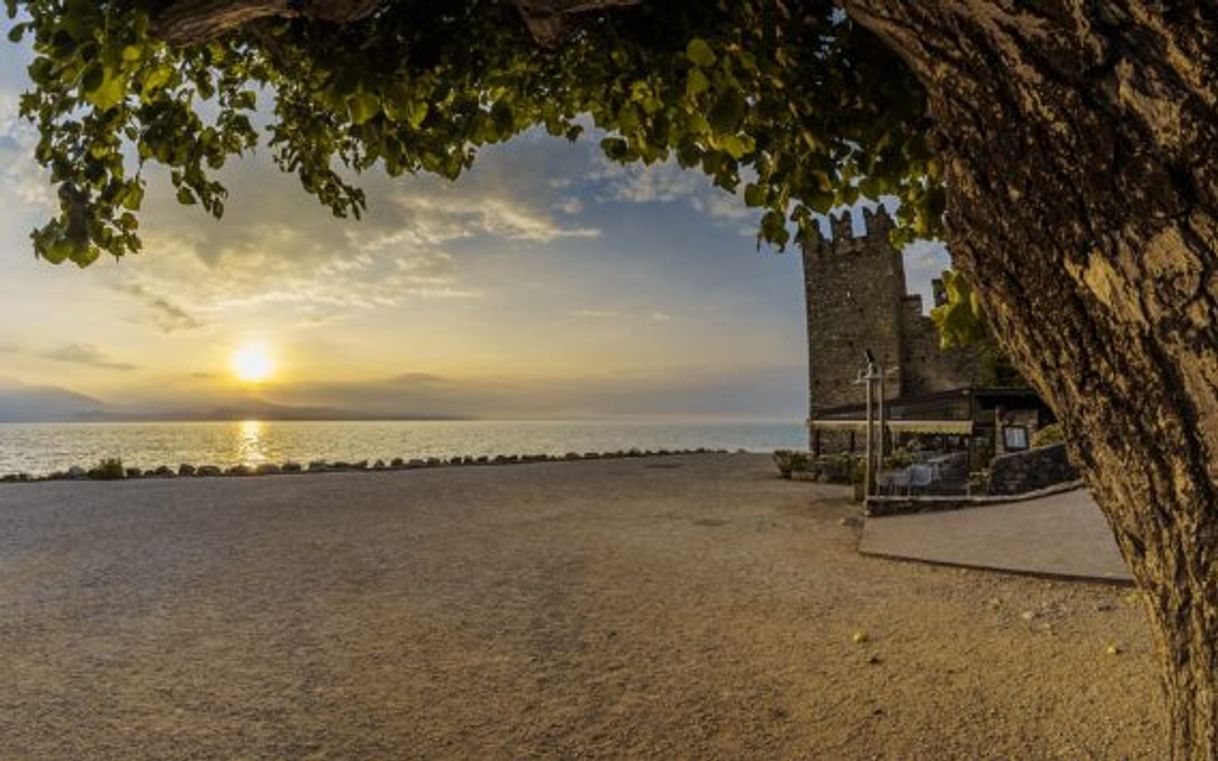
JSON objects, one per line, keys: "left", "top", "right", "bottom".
{"left": 231, "top": 344, "right": 275, "bottom": 383}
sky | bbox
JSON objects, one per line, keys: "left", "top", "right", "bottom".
{"left": 0, "top": 41, "right": 950, "bottom": 422}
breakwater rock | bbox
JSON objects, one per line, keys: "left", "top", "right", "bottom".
{"left": 0, "top": 448, "right": 736, "bottom": 484}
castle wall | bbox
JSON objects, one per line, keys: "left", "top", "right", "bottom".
{"left": 802, "top": 208, "right": 906, "bottom": 413}
{"left": 802, "top": 206, "right": 983, "bottom": 449}
{"left": 899, "top": 295, "right": 983, "bottom": 396}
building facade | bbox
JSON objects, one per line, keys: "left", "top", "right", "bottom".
{"left": 801, "top": 207, "right": 984, "bottom": 450}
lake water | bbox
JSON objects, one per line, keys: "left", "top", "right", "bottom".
{"left": 0, "top": 420, "right": 806, "bottom": 476}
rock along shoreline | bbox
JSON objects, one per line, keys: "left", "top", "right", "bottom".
{"left": 0, "top": 448, "right": 738, "bottom": 484}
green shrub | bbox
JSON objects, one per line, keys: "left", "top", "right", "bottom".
{"left": 89, "top": 458, "right": 126, "bottom": 480}
{"left": 882, "top": 448, "right": 914, "bottom": 470}
{"left": 776, "top": 451, "right": 868, "bottom": 484}
{"left": 773, "top": 449, "right": 811, "bottom": 478}
{"left": 1031, "top": 423, "right": 1065, "bottom": 448}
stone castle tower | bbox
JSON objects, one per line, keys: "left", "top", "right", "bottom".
{"left": 801, "top": 206, "right": 981, "bottom": 419}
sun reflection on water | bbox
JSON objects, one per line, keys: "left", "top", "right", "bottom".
{"left": 237, "top": 420, "right": 269, "bottom": 465}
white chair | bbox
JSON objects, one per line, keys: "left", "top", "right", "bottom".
{"left": 909, "top": 464, "right": 935, "bottom": 493}
{"left": 878, "top": 468, "right": 912, "bottom": 495}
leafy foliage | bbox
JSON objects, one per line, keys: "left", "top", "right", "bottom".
{"left": 4, "top": 0, "right": 944, "bottom": 268}
{"left": 930, "top": 268, "right": 989, "bottom": 349}
{"left": 88, "top": 457, "right": 126, "bottom": 480}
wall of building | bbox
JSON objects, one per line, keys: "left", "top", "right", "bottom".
{"left": 899, "top": 295, "right": 983, "bottom": 396}
{"left": 801, "top": 207, "right": 982, "bottom": 426}
{"left": 802, "top": 207, "right": 907, "bottom": 414}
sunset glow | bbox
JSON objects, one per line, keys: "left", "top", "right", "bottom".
{"left": 231, "top": 344, "right": 275, "bottom": 383}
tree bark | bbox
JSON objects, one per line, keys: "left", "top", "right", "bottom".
{"left": 150, "top": 0, "right": 382, "bottom": 44}
{"left": 147, "top": 0, "right": 639, "bottom": 46}
{"left": 840, "top": 1, "right": 1218, "bottom": 758}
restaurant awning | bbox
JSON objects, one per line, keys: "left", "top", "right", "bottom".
{"left": 809, "top": 418, "right": 975, "bottom": 435}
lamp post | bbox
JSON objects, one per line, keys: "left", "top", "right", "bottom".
{"left": 857, "top": 350, "right": 883, "bottom": 499}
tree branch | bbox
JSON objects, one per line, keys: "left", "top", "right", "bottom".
{"left": 151, "top": 0, "right": 380, "bottom": 44}
{"left": 150, "top": 0, "right": 640, "bottom": 46}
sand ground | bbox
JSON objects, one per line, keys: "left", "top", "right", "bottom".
{"left": 0, "top": 453, "right": 1164, "bottom": 759}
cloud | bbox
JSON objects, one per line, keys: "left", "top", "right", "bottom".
{"left": 109, "top": 134, "right": 607, "bottom": 328}
{"left": 41, "top": 344, "right": 137, "bottom": 371}
{"left": 555, "top": 196, "right": 584, "bottom": 215}
{"left": 900, "top": 238, "right": 952, "bottom": 314}
{"left": 593, "top": 155, "right": 758, "bottom": 235}
{"left": 113, "top": 282, "right": 205, "bottom": 332}
{"left": 386, "top": 191, "right": 600, "bottom": 243}
{"left": 389, "top": 372, "right": 450, "bottom": 384}
{"left": 596, "top": 159, "right": 706, "bottom": 204}
{"left": 257, "top": 363, "right": 806, "bottom": 420}
{"left": 690, "top": 192, "right": 757, "bottom": 226}
{"left": 0, "top": 92, "right": 55, "bottom": 212}
{"left": 570, "top": 308, "right": 677, "bottom": 322}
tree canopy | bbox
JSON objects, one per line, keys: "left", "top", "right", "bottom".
{"left": 5, "top": 0, "right": 944, "bottom": 265}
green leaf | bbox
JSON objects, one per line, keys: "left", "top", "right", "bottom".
{"left": 807, "top": 190, "right": 835, "bottom": 213}
{"left": 759, "top": 210, "right": 790, "bottom": 249}
{"left": 140, "top": 64, "right": 174, "bottom": 100}
{"left": 70, "top": 244, "right": 99, "bottom": 267}
{"left": 346, "top": 91, "right": 380, "bottom": 125}
{"left": 930, "top": 270, "right": 988, "bottom": 348}
{"left": 685, "top": 38, "right": 716, "bottom": 68}
{"left": 491, "top": 100, "right": 514, "bottom": 136}
{"left": 719, "top": 134, "right": 751, "bottom": 159}
{"left": 600, "top": 136, "right": 628, "bottom": 161}
{"left": 121, "top": 183, "right": 144, "bottom": 211}
{"left": 82, "top": 62, "right": 128, "bottom": 112}
{"left": 408, "top": 101, "right": 429, "bottom": 128}
{"left": 685, "top": 68, "right": 710, "bottom": 99}
{"left": 743, "top": 183, "right": 766, "bottom": 207}
{"left": 616, "top": 102, "right": 639, "bottom": 132}
{"left": 708, "top": 89, "right": 747, "bottom": 134}
{"left": 41, "top": 238, "right": 72, "bottom": 265}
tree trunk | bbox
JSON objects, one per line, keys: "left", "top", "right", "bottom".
{"left": 841, "top": 1, "right": 1218, "bottom": 757}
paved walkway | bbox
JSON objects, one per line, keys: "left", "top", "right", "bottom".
{"left": 860, "top": 487, "right": 1133, "bottom": 584}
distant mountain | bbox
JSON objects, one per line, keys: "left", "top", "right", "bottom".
{"left": 0, "top": 380, "right": 107, "bottom": 422}
{"left": 72, "top": 397, "right": 465, "bottom": 422}
{"left": 0, "top": 377, "right": 466, "bottom": 423}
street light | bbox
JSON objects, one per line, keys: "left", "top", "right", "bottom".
{"left": 855, "top": 351, "right": 883, "bottom": 500}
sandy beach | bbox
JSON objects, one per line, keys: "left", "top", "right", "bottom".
{"left": 1, "top": 453, "right": 1163, "bottom": 759}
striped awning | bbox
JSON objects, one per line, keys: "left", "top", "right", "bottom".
{"left": 809, "top": 419, "right": 974, "bottom": 435}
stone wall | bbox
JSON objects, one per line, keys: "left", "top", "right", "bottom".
{"left": 898, "top": 295, "right": 982, "bottom": 397}
{"left": 802, "top": 207, "right": 907, "bottom": 413}
{"left": 801, "top": 206, "right": 983, "bottom": 446}
{"left": 987, "top": 443, "right": 1080, "bottom": 495}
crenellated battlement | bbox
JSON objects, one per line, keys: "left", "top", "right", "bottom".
{"left": 803, "top": 205, "right": 895, "bottom": 256}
